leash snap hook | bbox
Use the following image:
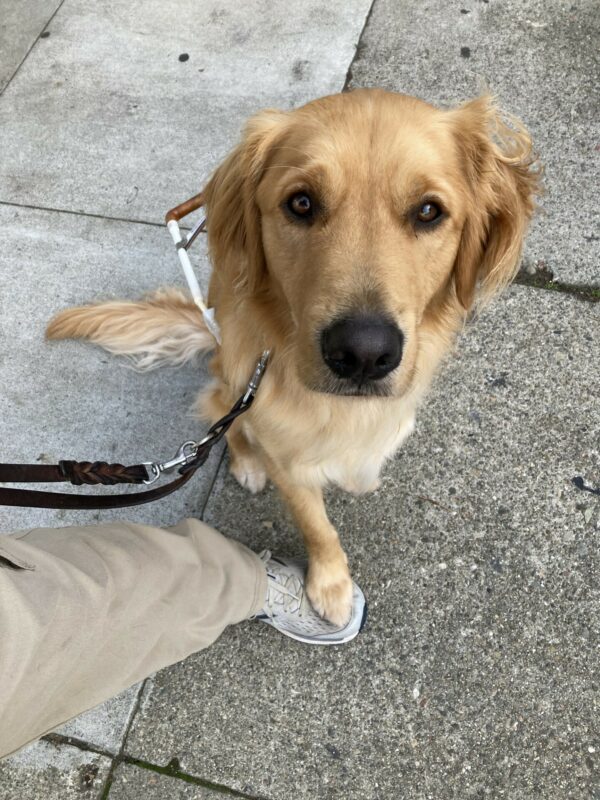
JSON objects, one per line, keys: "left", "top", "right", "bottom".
{"left": 142, "top": 440, "right": 198, "bottom": 485}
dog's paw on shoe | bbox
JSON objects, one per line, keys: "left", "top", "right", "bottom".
{"left": 306, "top": 559, "right": 354, "bottom": 627}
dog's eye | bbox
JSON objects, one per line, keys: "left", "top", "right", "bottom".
{"left": 416, "top": 201, "right": 442, "bottom": 224}
{"left": 286, "top": 192, "right": 313, "bottom": 220}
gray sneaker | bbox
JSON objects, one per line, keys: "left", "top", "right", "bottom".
{"left": 253, "top": 551, "right": 367, "bottom": 645}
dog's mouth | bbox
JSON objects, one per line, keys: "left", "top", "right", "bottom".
{"left": 309, "top": 374, "right": 395, "bottom": 398}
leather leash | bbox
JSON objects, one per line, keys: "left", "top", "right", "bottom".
{"left": 0, "top": 352, "right": 269, "bottom": 510}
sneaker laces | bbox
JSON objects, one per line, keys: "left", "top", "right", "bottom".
{"left": 260, "top": 550, "right": 304, "bottom": 618}
{"left": 265, "top": 572, "right": 304, "bottom": 617}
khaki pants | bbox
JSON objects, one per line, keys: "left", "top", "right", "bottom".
{"left": 0, "top": 518, "right": 267, "bottom": 760}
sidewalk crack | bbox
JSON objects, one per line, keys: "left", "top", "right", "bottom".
{"left": 199, "top": 445, "right": 227, "bottom": 521}
{"left": 342, "top": 0, "right": 378, "bottom": 92}
{"left": 0, "top": 199, "right": 178, "bottom": 230}
{"left": 123, "top": 755, "right": 271, "bottom": 799}
{"left": 514, "top": 273, "right": 600, "bottom": 303}
{"left": 42, "top": 732, "right": 114, "bottom": 760}
{"left": 0, "top": 0, "right": 68, "bottom": 99}
{"left": 98, "top": 679, "right": 148, "bottom": 799}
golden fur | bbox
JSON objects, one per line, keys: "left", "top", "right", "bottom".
{"left": 47, "top": 89, "right": 540, "bottom": 624}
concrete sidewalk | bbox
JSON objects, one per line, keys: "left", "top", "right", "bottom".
{"left": 0, "top": 1, "right": 598, "bottom": 798}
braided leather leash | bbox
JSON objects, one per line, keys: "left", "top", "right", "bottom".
{"left": 0, "top": 352, "right": 269, "bottom": 510}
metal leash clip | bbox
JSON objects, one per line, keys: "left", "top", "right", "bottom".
{"left": 142, "top": 440, "right": 200, "bottom": 485}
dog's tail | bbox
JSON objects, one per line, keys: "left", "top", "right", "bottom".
{"left": 46, "top": 288, "right": 214, "bottom": 370}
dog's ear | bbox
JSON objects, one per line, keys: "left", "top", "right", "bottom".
{"left": 202, "top": 109, "right": 289, "bottom": 294}
{"left": 448, "top": 96, "right": 541, "bottom": 309}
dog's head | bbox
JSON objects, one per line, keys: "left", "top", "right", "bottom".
{"left": 204, "top": 89, "right": 540, "bottom": 397}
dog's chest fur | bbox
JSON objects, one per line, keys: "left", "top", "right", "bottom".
{"left": 248, "top": 386, "right": 416, "bottom": 494}
{"left": 311, "top": 410, "right": 416, "bottom": 494}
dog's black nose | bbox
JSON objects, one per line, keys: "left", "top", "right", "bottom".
{"left": 321, "top": 316, "right": 403, "bottom": 382}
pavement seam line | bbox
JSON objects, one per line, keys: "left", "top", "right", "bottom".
{"left": 199, "top": 444, "right": 228, "bottom": 521}
{"left": 41, "top": 719, "right": 268, "bottom": 798}
{"left": 0, "top": 0, "right": 68, "bottom": 99}
{"left": 0, "top": 199, "right": 183, "bottom": 231}
{"left": 98, "top": 679, "right": 148, "bottom": 800}
{"left": 123, "top": 756, "right": 270, "bottom": 799}
{"left": 342, "top": 0, "right": 378, "bottom": 91}
{"left": 42, "top": 732, "right": 115, "bottom": 760}
{"left": 514, "top": 274, "right": 600, "bottom": 303}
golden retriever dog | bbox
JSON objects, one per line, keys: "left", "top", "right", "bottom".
{"left": 47, "top": 89, "right": 540, "bottom": 625}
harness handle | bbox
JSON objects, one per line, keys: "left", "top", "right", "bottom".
{"left": 165, "top": 192, "right": 221, "bottom": 344}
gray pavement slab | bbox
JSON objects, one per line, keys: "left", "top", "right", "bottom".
{"left": 0, "top": 740, "right": 111, "bottom": 800}
{"left": 348, "top": 0, "right": 600, "bottom": 287}
{"left": 108, "top": 763, "right": 230, "bottom": 799}
{"left": 0, "top": 0, "right": 371, "bottom": 224}
{"left": 56, "top": 686, "right": 140, "bottom": 754}
{"left": 0, "top": 0, "right": 61, "bottom": 93}
{"left": 123, "top": 286, "right": 599, "bottom": 799}
{"left": 0, "top": 203, "right": 219, "bottom": 534}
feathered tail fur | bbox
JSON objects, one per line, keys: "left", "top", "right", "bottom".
{"left": 46, "top": 288, "right": 214, "bottom": 370}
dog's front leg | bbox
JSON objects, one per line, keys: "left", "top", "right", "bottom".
{"left": 273, "top": 474, "right": 353, "bottom": 626}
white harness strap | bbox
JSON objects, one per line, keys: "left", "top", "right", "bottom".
{"left": 167, "top": 218, "right": 222, "bottom": 345}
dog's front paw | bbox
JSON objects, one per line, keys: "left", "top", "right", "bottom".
{"left": 230, "top": 454, "right": 267, "bottom": 494}
{"left": 306, "top": 558, "right": 353, "bottom": 627}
